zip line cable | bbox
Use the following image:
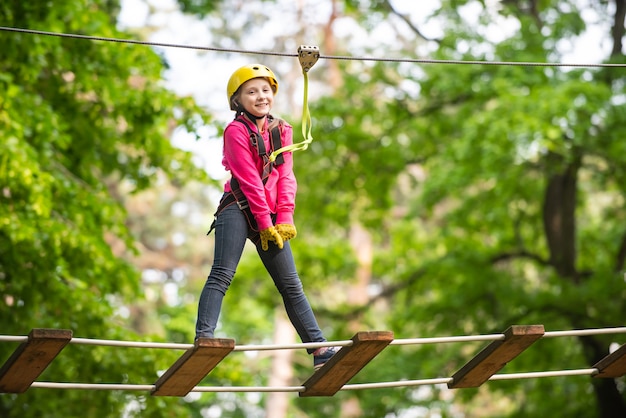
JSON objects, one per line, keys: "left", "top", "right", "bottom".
{"left": 0, "top": 26, "right": 293, "bottom": 58}
{"left": 2, "top": 25, "right": 626, "bottom": 68}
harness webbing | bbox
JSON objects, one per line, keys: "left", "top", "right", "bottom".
{"left": 207, "top": 117, "right": 284, "bottom": 237}
{"left": 234, "top": 116, "right": 284, "bottom": 181}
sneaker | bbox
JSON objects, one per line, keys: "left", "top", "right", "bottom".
{"left": 313, "top": 347, "right": 337, "bottom": 370}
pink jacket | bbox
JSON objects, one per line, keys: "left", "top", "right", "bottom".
{"left": 222, "top": 116, "right": 297, "bottom": 231}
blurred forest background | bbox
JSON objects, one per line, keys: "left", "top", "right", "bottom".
{"left": 1, "top": 0, "right": 626, "bottom": 417}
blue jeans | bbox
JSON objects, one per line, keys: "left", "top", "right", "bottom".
{"left": 196, "top": 203, "right": 326, "bottom": 352}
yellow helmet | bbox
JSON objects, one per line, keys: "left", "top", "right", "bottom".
{"left": 227, "top": 64, "right": 279, "bottom": 110}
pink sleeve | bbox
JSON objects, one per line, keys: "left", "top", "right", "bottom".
{"left": 275, "top": 123, "right": 297, "bottom": 225}
{"left": 223, "top": 123, "right": 274, "bottom": 230}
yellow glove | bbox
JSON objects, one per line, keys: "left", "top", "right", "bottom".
{"left": 259, "top": 226, "right": 284, "bottom": 251}
{"left": 276, "top": 224, "right": 297, "bottom": 241}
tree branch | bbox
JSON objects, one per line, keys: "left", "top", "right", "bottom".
{"left": 490, "top": 249, "right": 550, "bottom": 266}
{"left": 382, "top": 0, "right": 441, "bottom": 43}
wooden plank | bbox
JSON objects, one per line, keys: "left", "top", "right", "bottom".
{"left": 593, "top": 343, "right": 626, "bottom": 378}
{"left": 0, "top": 328, "right": 73, "bottom": 393}
{"left": 152, "top": 338, "right": 235, "bottom": 397}
{"left": 300, "top": 331, "right": 394, "bottom": 397}
{"left": 448, "top": 325, "right": 545, "bottom": 389}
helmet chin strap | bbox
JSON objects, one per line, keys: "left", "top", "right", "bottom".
{"left": 238, "top": 107, "right": 266, "bottom": 123}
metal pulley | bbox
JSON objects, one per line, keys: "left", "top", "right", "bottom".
{"left": 298, "top": 45, "right": 320, "bottom": 73}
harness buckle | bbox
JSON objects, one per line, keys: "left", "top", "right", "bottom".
{"left": 237, "top": 199, "right": 249, "bottom": 210}
{"left": 298, "top": 45, "right": 320, "bottom": 73}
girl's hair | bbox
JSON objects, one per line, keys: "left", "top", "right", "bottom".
{"left": 229, "top": 93, "right": 240, "bottom": 112}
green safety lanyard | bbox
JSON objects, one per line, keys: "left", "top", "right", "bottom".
{"left": 269, "top": 45, "right": 320, "bottom": 163}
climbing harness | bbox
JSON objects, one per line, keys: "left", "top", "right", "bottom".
{"left": 207, "top": 116, "right": 284, "bottom": 241}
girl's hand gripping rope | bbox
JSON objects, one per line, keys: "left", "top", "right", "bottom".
{"left": 260, "top": 226, "right": 284, "bottom": 251}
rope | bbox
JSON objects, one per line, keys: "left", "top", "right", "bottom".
{"left": 268, "top": 45, "right": 319, "bottom": 162}
{"left": 343, "top": 377, "right": 454, "bottom": 391}
{"left": 544, "top": 328, "right": 626, "bottom": 338}
{"left": 232, "top": 340, "right": 353, "bottom": 352}
{"left": 390, "top": 334, "right": 505, "bottom": 345}
{"left": 30, "top": 382, "right": 156, "bottom": 391}
{"left": 2, "top": 26, "right": 625, "bottom": 68}
{"left": 266, "top": 70, "right": 314, "bottom": 160}
{"left": 69, "top": 338, "right": 193, "bottom": 350}
{"left": 488, "top": 368, "right": 598, "bottom": 381}
{"left": 26, "top": 368, "right": 600, "bottom": 392}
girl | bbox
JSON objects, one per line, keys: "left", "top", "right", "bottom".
{"left": 195, "top": 63, "right": 335, "bottom": 370}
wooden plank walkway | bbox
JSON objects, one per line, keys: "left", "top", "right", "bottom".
{"left": 0, "top": 328, "right": 73, "bottom": 393}
{"left": 3, "top": 324, "right": 622, "bottom": 395}
{"left": 593, "top": 343, "right": 626, "bottom": 378}
{"left": 448, "top": 325, "right": 545, "bottom": 388}
{"left": 151, "top": 337, "right": 235, "bottom": 397}
{"left": 300, "top": 331, "right": 394, "bottom": 397}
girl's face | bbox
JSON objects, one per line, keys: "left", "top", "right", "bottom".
{"left": 237, "top": 77, "right": 274, "bottom": 118}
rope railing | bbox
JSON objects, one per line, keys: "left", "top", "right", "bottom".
{"left": 1, "top": 326, "right": 625, "bottom": 351}
{"left": 25, "top": 367, "right": 600, "bottom": 393}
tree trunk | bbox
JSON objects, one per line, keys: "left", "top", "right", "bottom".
{"left": 543, "top": 153, "right": 626, "bottom": 415}
{"left": 265, "top": 311, "right": 295, "bottom": 418}
{"left": 577, "top": 335, "right": 626, "bottom": 418}
{"left": 611, "top": 0, "right": 626, "bottom": 56}
{"left": 323, "top": 0, "right": 342, "bottom": 91}
{"left": 542, "top": 152, "right": 580, "bottom": 280}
